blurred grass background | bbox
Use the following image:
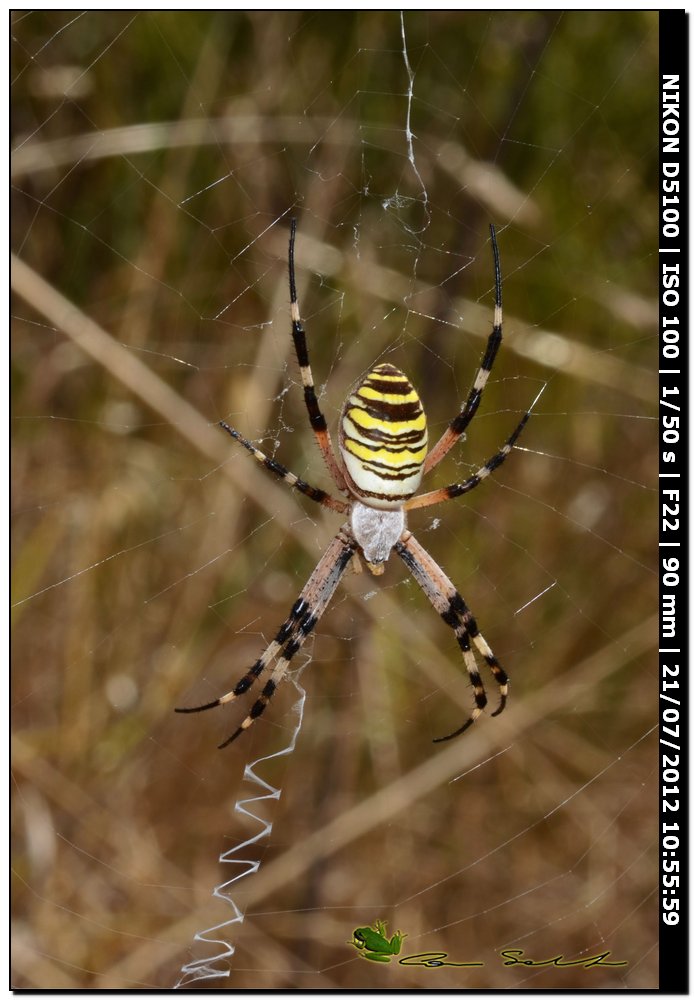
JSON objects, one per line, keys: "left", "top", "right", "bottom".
{"left": 12, "top": 10, "right": 658, "bottom": 990}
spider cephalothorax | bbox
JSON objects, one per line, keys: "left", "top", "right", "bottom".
{"left": 176, "top": 220, "right": 529, "bottom": 746}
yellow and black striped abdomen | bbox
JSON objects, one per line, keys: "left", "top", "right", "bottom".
{"left": 339, "top": 363, "right": 428, "bottom": 508}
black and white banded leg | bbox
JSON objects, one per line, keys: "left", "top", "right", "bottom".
{"left": 395, "top": 530, "right": 508, "bottom": 742}
{"left": 176, "top": 528, "right": 356, "bottom": 746}
{"left": 424, "top": 223, "right": 504, "bottom": 475}
{"left": 219, "top": 421, "right": 349, "bottom": 514}
{"left": 288, "top": 218, "right": 349, "bottom": 492}
{"left": 404, "top": 407, "right": 529, "bottom": 513}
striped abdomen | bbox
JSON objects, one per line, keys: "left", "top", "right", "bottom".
{"left": 339, "top": 363, "right": 428, "bottom": 508}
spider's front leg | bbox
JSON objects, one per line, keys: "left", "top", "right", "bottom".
{"left": 176, "top": 526, "right": 356, "bottom": 746}
{"left": 423, "top": 223, "right": 504, "bottom": 475}
{"left": 288, "top": 218, "right": 349, "bottom": 493}
{"left": 395, "top": 530, "right": 508, "bottom": 742}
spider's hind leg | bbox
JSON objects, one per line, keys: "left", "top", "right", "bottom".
{"left": 174, "top": 596, "right": 311, "bottom": 716}
{"left": 394, "top": 530, "right": 509, "bottom": 743}
{"left": 176, "top": 527, "right": 356, "bottom": 747}
{"left": 447, "top": 592, "right": 509, "bottom": 718}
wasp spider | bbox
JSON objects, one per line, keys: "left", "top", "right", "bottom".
{"left": 176, "top": 220, "right": 530, "bottom": 746}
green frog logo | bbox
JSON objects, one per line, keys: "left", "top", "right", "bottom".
{"left": 350, "top": 919, "right": 406, "bottom": 963}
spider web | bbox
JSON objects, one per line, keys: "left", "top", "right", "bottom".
{"left": 11, "top": 11, "right": 659, "bottom": 991}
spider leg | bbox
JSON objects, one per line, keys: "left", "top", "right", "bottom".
{"left": 176, "top": 527, "right": 356, "bottom": 746}
{"left": 219, "top": 421, "right": 349, "bottom": 513}
{"left": 395, "top": 530, "right": 508, "bottom": 742}
{"left": 424, "top": 224, "right": 503, "bottom": 476}
{"left": 403, "top": 407, "right": 529, "bottom": 512}
{"left": 289, "top": 219, "right": 349, "bottom": 493}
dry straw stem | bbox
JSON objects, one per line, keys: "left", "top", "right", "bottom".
{"left": 11, "top": 254, "right": 307, "bottom": 539}
{"left": 11, "top": 115, "right": 538, "bottom": 227}
{"left": 13, "top": 118, "right": 654, "bottom": 404}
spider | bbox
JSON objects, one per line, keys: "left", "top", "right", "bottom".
{"left": 176, "top": 220, "right": 530, "bottom": 747}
